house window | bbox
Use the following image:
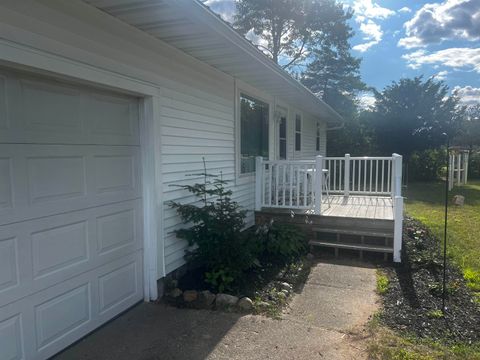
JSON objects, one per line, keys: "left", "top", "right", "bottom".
{"left": 279, "top": 115, "right": 287, "bottom": 160}
{"left": 316, "top": 122, "right": 321, "bottom": 152}
{"left": 295, "top": 114, "right": 302, "bottom": 151}
{"left": 240, "top": 93, "right": 269, "bottom": 174}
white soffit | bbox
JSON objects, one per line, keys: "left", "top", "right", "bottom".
{"left": 83, "top": 0, "right": 343, "bottom": 126}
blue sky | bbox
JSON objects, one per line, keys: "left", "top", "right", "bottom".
{"left": 204, "top": 0, "right": 480, "bottom": 106}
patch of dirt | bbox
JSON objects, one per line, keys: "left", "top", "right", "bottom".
{"left": 381, "top": 216, "right": 480, "bottom": 343}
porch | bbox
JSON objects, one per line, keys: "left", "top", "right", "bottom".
{"left": 254, "top": 154, "right": 404, "bottom": 262}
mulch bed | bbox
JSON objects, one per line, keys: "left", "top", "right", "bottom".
{"left": 381, "top": 216, "right": 480, "bottom": 343}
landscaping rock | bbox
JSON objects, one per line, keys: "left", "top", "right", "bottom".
{"left": 276, "top": 291, "right": 287, "bottom": 301}
{"left": 183, "top": 290, "right": 198, "bottom": 303}
{"left": 453, "top": 194, "right": 465, "bottom": 206}
{"left": 280, "top": 289, "right": 290, "bottom": 296}
{"left": 198, "top": 290, "right": 216, "bottom": 308}
{"left": 169, "top": 288, "right": 183, "bottom": 298}
{"left": 279, "top": 282, "right": 292, "bottom": 291}
{"left": 215, "top": 293, "right": 239, "bottom": 307}
{"left": 237, "top": 297, "right": 254, "bottom": 310}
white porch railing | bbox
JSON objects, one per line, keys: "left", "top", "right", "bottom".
{"left": 255, "top": 153, "right": 404, "bottom": 262}
{"left": 255, "top": 154, "right": 403, "bottom": 213}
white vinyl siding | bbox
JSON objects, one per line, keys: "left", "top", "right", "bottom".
{"left": 0, "top": 0, "right": 329, "bottom": 278}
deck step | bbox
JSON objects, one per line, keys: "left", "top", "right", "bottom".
{"left": 312, "top": 227, "right": 393, "bottom": 238}
{"left": 309, "top": 240, "right": 394, "bottom": 253}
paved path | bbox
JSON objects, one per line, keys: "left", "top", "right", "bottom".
{"left": 55, "top": 261, "right": 378, "bottom": 360}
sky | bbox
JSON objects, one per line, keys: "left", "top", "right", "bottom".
{"left": 203, "top": 0, "right": 480, "bottom": 107}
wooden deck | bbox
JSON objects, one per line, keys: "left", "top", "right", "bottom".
{"left": 321, "top": 195, "right": 393, "bottom": 220}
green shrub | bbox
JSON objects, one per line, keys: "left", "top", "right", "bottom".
{"left": 169, "top": 162, "right": 261, "bottom": 292}
{"left": 469, "top": 151, "right": 480, "bottom": 179}
{"left": 409, "top": 148, "right": 446, "bottom": 182}
{"left": 376, "top": 271, "right": 390, "bottom": 295}
{"left": 256, "top": 222, "right": 307, "bottom": 262}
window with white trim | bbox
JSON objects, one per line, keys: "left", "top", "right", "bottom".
{"left": 295, "top": 114, "right": 302, "bottom": 152}
{"left": 240, "top": 93, "right": 269, "bottom": 174}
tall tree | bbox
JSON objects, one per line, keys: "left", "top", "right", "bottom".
{"left": 233, "top": 0, "right": 354, "bottom": 70}
{"left": 454, "top": 104, "right": 480, "bottom": 148}
{"left": 370, "top": 76, "right": 464, "bottom": 160}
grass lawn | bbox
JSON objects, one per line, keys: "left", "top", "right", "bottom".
{"left": 367, "top": 180, "right": 480, "bottom": 360}
{"left": 405, "top": 180, "right": 480, "bottom": 297}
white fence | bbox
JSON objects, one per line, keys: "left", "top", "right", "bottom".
{"left": 449, "top": 150, "right": 469, "bottom": 190}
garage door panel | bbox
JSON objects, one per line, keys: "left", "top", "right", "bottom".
{"left": 0, "top": 313, "right": 24, "bottom": 360}
{"left": 0, "top": 71, "right": 139, "bottom": 146}
{"left": 19, "top": 78, "right": 83, "bottom": 135}
{"left": 0, "top": 157, "right": 13, "bottom": 210}
{"left": 0, "top": 236, "right": 20, "bottom": 294}
{"left": 35, "top": 283, "right": 91, "bottom": 351}
{"left": 0, "top": 145, "right": 141, "bottom": 226}
{"left": 0, "top": 199, "right": 142, "bottom": 309}
{"left": 87, "top": 92, "right": 139, "bottom": 143}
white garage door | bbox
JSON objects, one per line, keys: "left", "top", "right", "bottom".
{"left": 0, "top": 70, "right": 144, "bottom": 360}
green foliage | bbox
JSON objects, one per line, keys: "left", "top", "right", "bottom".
{"left": 409, "top": 148, "right": 446, "bottom": 181}
{"left": 256, "top": 222, "right": 307, "bottom": 262}
{"left": 369, "top": 76, "right": 464, "bottom": 160}
{"left": 376, "top": 271, "right": 390, "bottom": 295}
{"left": 469, "top": 151, "right": 480, "bottom": 179}
{"left": 169, "top": 161, "right": 259, "bottom": 292}
{"left": 464, "top": 268, "right": 480, "bottom": 292}
{"left": 426, "top": 309, "right": 444, "bottom": 319}
{"left": 454, "top": 104, "right": 480, "bottom": 148}
{"left": 205, "top": 268, "right": 234, "bottom": 293}
{"left": 233, "top": 0, "right": 354, "bottom": 70}
{"left": 406, "top": 181, "right": 480, "bottom": 305}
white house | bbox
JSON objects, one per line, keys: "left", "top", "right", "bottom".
{"left": 0, "top": 1, "right": 347, "bottom": 359}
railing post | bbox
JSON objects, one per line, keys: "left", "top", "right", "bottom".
{"left": 392, "top": 153, "right": 402, "bottom": 197}
{"left": 314, "top": 155, "right": 323, "bottom": 215}
{"left": 344, "top": 153, "right": 350, "bottom": 196}
{"left": 464, "top": 151, "right": 469, "bottom": 185}
{"left": 255, "top": 157, "right": 263, "bottom": 211}
{"left": 393, "top": 195, "right": 404, "bottom": 263}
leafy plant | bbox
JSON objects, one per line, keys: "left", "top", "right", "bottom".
{"left": 256, "top": 221, "right": 307, "bottom": 262}
{"left": 376, "top": 271, "right": 390, "bottom": 295}
{"left": 169, "top": 159, "right": 260, "bottom": 292}
{"left": 426, "top": 309, "right": 444, "bottom": 319}
{"left": 205, "top": 268, "right": 234, "bottom": 293}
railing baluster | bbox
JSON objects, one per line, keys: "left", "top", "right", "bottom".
{"left": 369, "top": 159, "right": 373, "bottom": 193}
{"left": 275, "top": 164, "right": 279, "bottom": 206}
{"left": 282, "top": 164, "right": 286, "bottom": 206}
{"left": 352, "top": 159, "right": 356, "bottom": 193}
{"left": 289, "top": 164, "right": 293, "bottom": 206}
{"left": 375, "top": 159, "right": 379, "bottom": 193}
{"left": 381, "top": 160, "right": 385, "bottom": 193}
{"left": 387, "top": 159, "right": 391, "bottom": 193}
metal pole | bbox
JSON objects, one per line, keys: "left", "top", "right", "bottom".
{"left": 442, "top": 134, "right": 449, "bottom": 313}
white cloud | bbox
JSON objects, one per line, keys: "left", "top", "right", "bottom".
{"left": 398, "top": 7, "right": 412, "bottom": 13}
{"left": 351, "top": 0, "right": 395, "bottom": 52}
{"left": 453, "top": 86, "right": 480, "bottom": 105}
{"left": 358, "top": 92, "right": 376, "bottom": 109}
{"left": 398, "top": 0, "right": 480, "bottom": 49}
{"left": 203, "top": 0, "right": 235, "bottom": 23}
{"left": 352, "top": 0, "right": 395, "bottom": 20}
{"left": 402, "top": 47, "right": 480, "bottom": 72}
{"left": 433, "top": 70, "right": 449, "bottom": 81}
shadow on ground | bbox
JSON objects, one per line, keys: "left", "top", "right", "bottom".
{"left": 55, "top": 259, "right": 379, "bottom": 360}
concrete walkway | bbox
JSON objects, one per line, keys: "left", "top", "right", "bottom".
{"left": 55, "top": 261, "right": 378, "bottom": 360}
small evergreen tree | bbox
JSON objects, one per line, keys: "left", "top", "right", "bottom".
{"left": 169, "top": 160, "right": 259, "bottom": 292}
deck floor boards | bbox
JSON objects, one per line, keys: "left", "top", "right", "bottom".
{"left": 321, "top": 195, "right": 393, "bottom": 220}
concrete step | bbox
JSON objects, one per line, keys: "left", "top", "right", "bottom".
{"left": 312, "top": 227, "right": 393, "bottom": 238}
{"left": 309, "top": 240, "right": 394, "bottom": 253}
